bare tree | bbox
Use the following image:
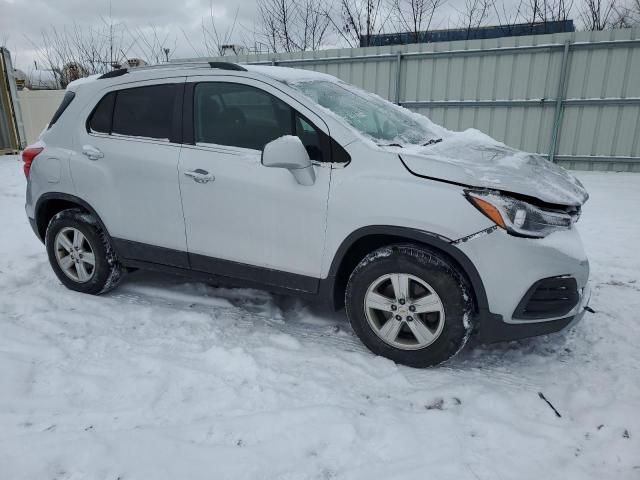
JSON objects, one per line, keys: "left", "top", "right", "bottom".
{"left": 257, "top": 0, "right": 296, "bottom": 52}
{"left": 33, "top": 25, "right": 115, "bottom": 86}
{"left": 130, "top": 25, "right": 176, "bottom": 64}
{"left": 298, "top": 0, "right": 332, "bottom": 50}
{"left": 491, "top": 0, "right": 574, "bottom": 35}
{"left": 550, "top": 0, "right": 575, "bottom": 20}
{"left": 255, "top": 0, "right": 331, "bottom": 52}
{"left": 29, "top": 16, "right": 148, "bottom": 87}
{"left": 492, "top": 0, "right": 526, "bottom": 29}
{"left": 240, "top": 27, "right": 275, "bottom": 54}
{"left": 201, "top": 3, "right": 241, "bottom": 56}
{"left": 627, "top": 0, "right": 640, "bottom": 24}
{"left": 609, "top": 0, "right": 640, "bottom": 27}
{"left": 579, "top": 0, "right": 617, "bottom": 29}
{"left": 521, "top": 0, "right": 574, "bottom": 23}
{"left": 390, "top": 0, "right": 444, "bottom": 41}
{"left": 458, "top": 0, "right": 494, "bottom": 37}
{"left": 323, "top": 0, "right": 388, "bottom": 47}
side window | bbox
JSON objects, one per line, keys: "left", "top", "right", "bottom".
{"left": 192, "top": 81, "right": 347, "bottom": 162}
{"left": 194, "top": 82, "right": 292, "bottom": 151}
{"left": 113, "top": 85, "right": 177, "bottom": 140}
{"left": 88, "top": 92, "right": 115, "bottom": 134}
{"left": 87, "top": 85, "right": 178, "bottom": 140}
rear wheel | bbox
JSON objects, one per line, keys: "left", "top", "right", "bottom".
{"left": 45, "top": 209, "right": 123, "bottom": 294}
{"left": 345, "top": 244, "right": 474, "bottom": 367}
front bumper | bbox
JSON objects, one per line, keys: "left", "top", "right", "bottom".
{"left": 456, "top": 226, "right": 590, "bottom": 343}
{"left": 477, "top": 282, "right": 590, "bottom": 343}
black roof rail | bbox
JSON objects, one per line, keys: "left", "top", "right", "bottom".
{"left": 97, "top": 62, "right": 247, "bottom": 79}
{"left": 207, "top": 62, "right": 247, "bottom": 71}
{"left": 98, "top": 68, "right": 128, "bottom": 79}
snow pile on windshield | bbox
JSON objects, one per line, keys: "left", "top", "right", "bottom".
{"left": 248, "top": 65, "right": 447, "bottom": 145}
{"left": 289, "top": 79, "right": 448, "bottom": 145}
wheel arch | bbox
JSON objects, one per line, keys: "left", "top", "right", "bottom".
{"left": 323, "top": 226, "right": 490, "bottom": 314}
{"left": 34, "top": 193, "right": 111, "bottom": 243}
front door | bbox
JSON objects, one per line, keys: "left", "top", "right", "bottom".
{"left": 178, "top": 78, "right": 332, "bottom": 291}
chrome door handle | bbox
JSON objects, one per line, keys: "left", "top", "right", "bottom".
{"left": 184, "top": 169, "right": 215, "bottom": 184}
{"left": 82, "top": 145, "right": 104, "bottom": 160}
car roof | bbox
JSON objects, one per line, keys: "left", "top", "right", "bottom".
{"left": 66, "top": 62, "right": 334, "bottom": 92}
{"left": 243, "top": 65, "right": 337, "bottom": 83}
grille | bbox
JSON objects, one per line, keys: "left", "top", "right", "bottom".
{"left": 513, "top": 276, "right": 579, "bottom": 320}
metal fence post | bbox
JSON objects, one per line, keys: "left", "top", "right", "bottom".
{"left": 549, "top": 40, "right": 571, "bottom": 163}
{"left": 395, "top": 52, "right": 403, "bottom": 104}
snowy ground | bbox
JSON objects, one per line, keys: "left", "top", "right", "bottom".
{"left": 1, "top": 155, "right": 638, "bottom": 480}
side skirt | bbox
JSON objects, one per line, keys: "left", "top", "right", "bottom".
{"left": 112, "top": 238, "right": 322, "bottom": 298}
{"left": 112, "top": 238, "right": 190, "bottom": 269}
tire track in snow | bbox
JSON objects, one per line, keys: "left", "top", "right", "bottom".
{"left": 110, "top": 277, "right": 538, "bottom": 390}
{"left": 1, "top": 261, "right": 538, "bottom": 390}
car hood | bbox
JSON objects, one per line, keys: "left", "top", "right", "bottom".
{"left": 397, "top": 129, "right": 588, "bottom": 206}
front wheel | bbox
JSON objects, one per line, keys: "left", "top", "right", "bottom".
{"left": 45, "top": 208, "right": 124, "bottom": 295}
{"left": 345, "top": 244, "right": 474, "bottom": 367}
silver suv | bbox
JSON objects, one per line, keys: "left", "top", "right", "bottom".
{"left": 24, "top": 62, "right": 591, "bottom": 367}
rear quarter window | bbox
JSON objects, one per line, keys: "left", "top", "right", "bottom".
{"left": 48, "top": 91, "right": 76, "bottom": 129}
{"left": 87, "top": 92, "right": 115, "bottom": 134}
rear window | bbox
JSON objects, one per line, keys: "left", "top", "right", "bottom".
{"left": 86, "top": 84, "right": 179, "bottom": 140}
{"left": 112, "top": 85, "right": 177, "bottom": 140}
{"left": 48, "top": 91, "right": 76, "bottom": 129}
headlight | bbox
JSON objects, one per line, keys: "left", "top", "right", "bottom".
{"left": 465, "top": 190, "right": 574, "bottom": 238}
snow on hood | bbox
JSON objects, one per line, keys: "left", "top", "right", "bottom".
{"left": 399, "top": 129, "right": 589, "bottom": 206}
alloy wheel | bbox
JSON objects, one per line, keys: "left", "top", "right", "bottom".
{"left": 54, "top": 227, "right": 96, "bottom": 283}
{"left": 364, "top": 273, "right": 445, "bottom": 350}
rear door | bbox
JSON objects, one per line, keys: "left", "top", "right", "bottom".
{"left": 178, "top": 76, "right": 332, "bottom": 290}
{"left": 73, "top": 78, "right": 188, "bottom": 266}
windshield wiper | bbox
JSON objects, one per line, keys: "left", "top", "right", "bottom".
{"left": 377, "top": 143, "right": 403, "bottom": 148}
{"left": 422, "top": 138, "right": 443, "bottom": 146}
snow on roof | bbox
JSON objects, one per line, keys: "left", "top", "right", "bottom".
{"left": 244, "top": 65, "right": 337, "bottom": 83}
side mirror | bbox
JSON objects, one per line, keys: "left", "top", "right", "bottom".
{"left": 262, "top": 136, "right": 315, "bottom": 186}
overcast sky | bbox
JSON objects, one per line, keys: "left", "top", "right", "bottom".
{"left": 1, "top": 0, "right": 573, "bottom": 71}
{"left": 1, "top": 0, "right": 259, "bottom": 70}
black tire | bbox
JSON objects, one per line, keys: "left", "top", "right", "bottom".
{"left": 345, "top": 244, "right": 474, "bottom": 368}
{"left": 45, "top": 208, "right": 124, "bottom": 295}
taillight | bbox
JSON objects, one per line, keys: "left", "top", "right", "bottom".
{"left": 22, "top": 147, "right": 43, "bottom": 178}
